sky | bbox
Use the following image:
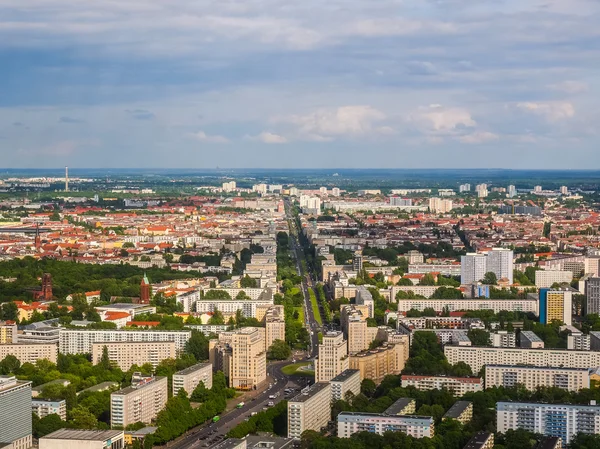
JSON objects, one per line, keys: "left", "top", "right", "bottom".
{"left": 0, "top": 0, "right": 599, "bottom": 169}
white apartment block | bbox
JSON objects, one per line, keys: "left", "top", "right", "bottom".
{"left": 445, "top": 345, "right": 600, "bottom": 374}
{"left": 111, "top": 375, "right": 168, "bottom": 428}
{"left": 0, "top": 343, "right": 58, "bottom": 364}
{"left": 330, "top": 369, "right": 361, "bottom": 402}
{"left": 401, "top": 375, "right": 483, "bottom": 396}
{"left": 32, "top": 399, "right": 67, "bottom": 421}
{"left": 497, "top": 401, "right": 600, "bottom": 445}
{"left": 315, "top": 332, "right": 349, "bottom": 382}
{"left": 337, "top": 412, "right": 434, "bottom": 439}
{"left": 568, "top": 333, "right": 591, "bottom": 351}
{"left": 536, "top": 270, "right": 573, "bottom": 288}
{"left": 486, "top": 248, "right": 514, "bottom": 284}
{"left": 172, "top": 362, "right": 213, "bottom": 396}
{"left": 486, "top": 365, "right": 590, "bottom": 391}
{"left": 287, "top": 383, "right": 332, "bottom": 439}
{"left": 195, "top": 299, "right": 273, "bottom": 318}
{"left": 490, "top": 331, "right": 516, "bottom": 348}
{"left": 397, "top": 298, "right": 538, "bottom": 314}
{"left": 461, "top": 253, "right": 488, "bottom": 285}
{"left": 91, "top": 341, "right": 176, "bottom": 371}
{"left": 428, "top": 197, "right": 453, "bottom": 213}
{"left": 519, "top": 331, "right": 545, "bottom": 349}
{"left": 58, "top": 329, "right": 191, "bottom": 355}
{"left": 0, "top": 376, "right": 33, "bottom": 449}
{"left": 355, "top": 286, "right": 374, "bottom": 318}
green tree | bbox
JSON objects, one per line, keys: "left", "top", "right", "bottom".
{"left": 69, "top": 405, "right": 99, "bottom": 429}
{"left": 360, "top": 379, "right": 377, "bottom": 398}
{"left": 418, "top": 273, "right": 436, "bottom": 286}
{"left": 467, "top": 329, "right": 491, "bottom": 346}
{"left": 240, "top": 275, "right": 258, "bottom": 288}
{"left": 33, "top": 413, "right": 66, "bottom": 438}
{"left": 0, "top": 354, "right": 21, "bottom": 374}
{"left": 267, "top": 340, "right": 291, "bottom": 360}
{"left": 481, "top": 271, "right": 498, "bottom": 285}
{"left": 184, "top": 331, "right": 209, "bottom": 361}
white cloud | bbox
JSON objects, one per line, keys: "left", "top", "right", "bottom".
{"left": 189, "top": 130, "right": 229, "bottom": 143}
{"left": 410, "top": 104, "right": 476, "bottom": 132}
{"left": 247, "top": 132, "right": 288, "bottom": 144}
{"left": 458, "top": 131, "right": 499, "bottom": 144}
{"left": 515, "top": 101, "right": 575, "bottom": 122}
{"left": 547, "top": 81, "right": 588, "bottom": 94}
{"left": 280, "top": 105, "right": 390, "bottom": 140}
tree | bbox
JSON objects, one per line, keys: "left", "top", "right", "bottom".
{"left": 396, "top": 277, "right": 414, "bottom": 286}
{"left": 99, "top": 346, "right": 112, "bottom": 370}
{"left": 208, "top": 310, "right": 225, "bottom": 325}
{"left": 1, "top": 302, "right": 18, "bottom": 321}
{"left": 267, "top": 340, "right": 291, "bottom": 360}
{"left": 467, "top": 329, "right": 491, "bottom": 347}
{"left": 419, "top": 273, "right": 436, "bottom": 286}
{"left": 360, "top": 379, "right": 377, "bottom": 397}
{"left": 0, "top": 354, "right": 21, "bottom": 374}
{"left": 240, "top": 276, "right": 258, "bottom": 288}
{"left": 481, "top": 271, "right": 498, "bottom": 285}
{"left": 69, "top": 405, "right": 99, "bottom": 429}
{"left": 185, "top": 331, "right": 209, "bottom": 361}
{"left": 235, "top": 290, "right": 251, "bottom": 300}
{"left": 33, "top": 413, "right": 66, "bottom": 438}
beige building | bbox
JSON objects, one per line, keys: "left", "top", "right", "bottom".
{"left": 384, "top": 398, "right": 416, "bottom": 415}
{"left": 40, "top": 429, "right": 125, "bottom": 449}
{"left": 110, "top": 374, "right": 168, "bottom": 428}
{"left": 535, "top": 270, "right": 573, "bottom": 288}
{"left": 330, "top": 369, "right": 361, "bottom": 402}
{"left": 463, "top": 431, "right": 494, "bottom": 449}
{"left": 349, "top": 342, "right": 406, "bottom": 384}
{"left": 485, "top": 365, "right": 590, "bottom": 391}
{"left": 0, "top": 343, "right": 58, "bottom": 364}
{"left": 91, "top": 341, "right": 176, "bottom": 371}
{"left": 264, "top": 306, "right": 286, "bottom": 351}
{"left": 209, "top": 327, "right": 266, "bottom": 390}
{"left": 0, "top": 321, "right": 17, "bottom": 343}
{"left": 315, "top": 332, "right": 349, "bottom": 382}
{"left": 287, "top": 382, "right": 332, "bottom": 439}
{"left": 173, "top": 362, "right": 213, "bottom": 396}
{"left": 445, "top": 345, "right": 600, "bottom": 373}
{"left": 443, "top": 401, "right": 473, "bottom": 424}
{"left": 401, "top": 375, "right": 483, "bottom": 395}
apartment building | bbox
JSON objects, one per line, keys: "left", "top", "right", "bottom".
{"left": 110, "top": 375, "right": 168, "bottom": 428}
{"left": 39, "top": 430, "right": 125, "bottom": 449}
{"left": 264, "top": 306, "right": 286, "bottom": 351}
{"left": 490, "top": 331, "right": 516, "bottom": 348}
{"left": 486, "top": 248, "right": 514, "bottom": 284}
{"left": 330, "top": 369, "right": 361, "bottom": 402}
{"left": 585, "top": 277, "right": 600, "bottom": 315}
{"left": 401, "top": 375, "right": 483, "bottom": 395}
{"left": 519, "top": 331, "right": 545, "bottom": 348}
{"left": 0, "top": 375, "right": 33, "bottom": 449}
{"left": 91, "top": 341, "right": 176, "bottom": 370}
{"left": 429, "top": 197, "right": 453, "bottom": 213}
{"left": 463, "top": 431, "right": 494, "bottom": 449}
{"left": 287, "top": 383, "right": 332, "bottom": 439}
{"left": 461, "top": 253, "right": 487, "bottom": 285}
{"left": 172, "top": 362, "right": 213, "bottom": 396}
{"left": 0, "top": 343, "right": 58, "bottom": 364}
{"left": 443, "top": 401, "right": 473, "bottom": 424}
{"left": 445, "top": 346, "right": 600, "bottom": 373}
{"left": 396, "top": 298, "right": 538, "bottom": 314}
{"left": 347, "top": 314, "right": 377, "bottom": 355}
{"left": 209, "top": 327, "right": 266, "bottom": 390}
{"left": 0, "top": 321, "right": 17, "bottom": 343}
{"left": 337, "top": 412, "right": 434, "bottom": 439}
{"left": 349, "top": 343, "right": 406, "bottom": 384}
{"left": 497, "top": 401, "right": 600, "bottom": 444}
{"left": 315, "top": 332, "right": 349, "bottom": 383}
{"left": 32, "top": 399, "right": 67, "bottom": 421}
{"left": 17, "top": 327, "right": 60, "bottom": 345}
{"left": 539, "top": 289, "right": 572, "bottom": 326}
{"left": 535, "top": 270, "right": 573, "bottom": 289}
{"left": 59, "top": 329, "right": 191, "bottom": 355}
{"left": 485, "top": 365, "right": 590, "bottom": 392}
{"left": 384, "top": 398, "right": 416, "bottom": 415}
{"left": 355, "top": 286, "right": 374, "bottom": 318}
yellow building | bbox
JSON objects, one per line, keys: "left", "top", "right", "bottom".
{"left": 348, "top": 342, "right": 406, "bottom": 384}
{"left": 0, "top": 321, "right": 17, "bottom": 344}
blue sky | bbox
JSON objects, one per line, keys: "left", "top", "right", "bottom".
{"left": 0, "top": 0, "right": 599, "bottom": 169}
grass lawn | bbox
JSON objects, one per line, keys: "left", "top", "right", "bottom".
{"left": 282, "top": 362, "right": 315, "bottom": 378}
{"left": 293, "top": 307, "right": 304, "bottom": 325}
{"left": 309, "top": 289, "right": 323, "bottom": 325}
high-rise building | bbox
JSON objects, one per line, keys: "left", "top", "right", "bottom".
{"left": 586, "top": 277, "right": 600, "bottom": 315}
{"left": 315, "top": 332, "right": 348, "bottom": 382}
{"left": 330, "top": 369, "right": 361, "bottom": 402}
{"left": 428, "top": 197, "right": 453, "bottom": 213}
{"left": 535, "top": 270, "right": 573, "bottom": 288}
{"left": 475, "top": 184, "right": 488, "bottom": 198}
{"left": 349, "top": 343, "right": 406, "bottom": 384}
{"left": 287, "top": 383, "right": 332, "bottom": 439}
{"left": 355, "top": 286, "right": 374, "bottom": 318}
{"left": 337, "top": 412, "right": 434, "bottom": 439}
{"left": 0, "top": 321, "right": 17, "bottom": 344}
{"left": 490, "top": 331, "right": 516, "bottom": 348}
{"left": 32, "top": 399, "right": 67, "bottom": 421}
{"left": 508, "top": 185, "right": 517, "bottom": 198}
{"left": 64, "top": 166, "right": 69, "bottom": 192}
{"left": 486, "top": 248, "right": 514, "bottom": 284}
{"left": 459, "top": 184, "right": 471, "bottom": 193}
{"left": 539, "top": 289, "right": 573, "bottom": 325}
{"left": 0, "top": 375, "right": 33, "bottom": 449}
{"left": 331, "top": 187, "right": 341, "bottom": 197}
{"left": 252, "top": 184, "right": 268, "bottom": 194}
{"left": 461, "top": 253, "right": 488, "bottom": 285}
{"left": 352, "top": 252, "right": 363, "bottom": 272}
{"left": 110, "top": 374, "right": 168, "bottom": 428}
{"left": 264, "top": 306, "right": 286, "bottom": 351}
{"left": 172, "top": 362, "right": 213, "bottom": 396}
{"left": 585, "top": 257, "right": 600, "bottom": 277}
{"left": 222, "top": 181, "right": 236, "bottom": 192}
{"left": 486, "top": 365, "right": 589, "bottom": 392}
{"left": 560, "top": 186, "right": 569, "bottom": 195}
{"left": 497, "top": 401, "right": 600, "bottom": 444}
{"left": 91, "top": 341, "right": 176, "bottom": 370}
{"left": 390, "top": 196, "right": 412, "bottom": 206}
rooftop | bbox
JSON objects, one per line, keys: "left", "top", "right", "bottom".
{"left": 487, "top": 364, "right": 589, "bottom": 372}
{"left": 463, "top": 431, "right": 494, "bottom": 449}
{"left": 289, "top": 382, "right": 330, "bottom": 403}
{"left": 113, "top": 376, "right": 166, "bottom": 395}
{"left": 443, "top": 401, "right": 472, "bottom": 419}
{"left": 330, "top": 369, "right": 360, "bottom": 383}
{"left": 42, "top": 429, "right": 123, "bottom": 441}
{"left": 384, "top": 398, "right": 415, "bottom": 416}
{"left": 245, "top": 435, "right": 295, "bottom": 449}
{"left": 174, "top": 362, "right": 212, "bottom": 376}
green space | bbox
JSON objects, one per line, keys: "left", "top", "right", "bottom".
{"left": 293, "top": 307, "right": 304, "bottom": 324}
{"left": 281, "top": 362, "right": 314, "bottom": 377}
{"left": 308, "top": 288, "right": 322, "bottom": 325}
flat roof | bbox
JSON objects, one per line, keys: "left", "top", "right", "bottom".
{"left": 42, "top": 429, "right": 123, "bottom": 441}
{"left": 113, "top": 377, "right": 166, "bottom": 395}
{"left": 209, "top": 438, "right": 244, "bottom": 449}
{"left": 245, "top": 435, "right": 295, "bottom": 449}
{"left": 384, "top": 398, "right": 415, "bottom": 415}
{"left": 487, "top": 364, "right": 589, "bottom": 372}
{"left": 174, "top": 362, "right": 212, "bottom": 376}
{"left": 536, "top": 437, "right": 562, "bottom": 449}
{"left": 338, "top": 411, "right": 433, "bottom": 421}
{"left": 289, "top": 382, "right": 330, "bottom": 403}
{"left": 77, "top": 381, "right": 120, "bottom": 395}
{"left": 330, "top": 369, "right": 360, "bottom": 383}
{"left": 443, "top": 401, "right": 472, "bottom": 419}
{"left": 463, "top": 432, "right": 493, "bottom": 449}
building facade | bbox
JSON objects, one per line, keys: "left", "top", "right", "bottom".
{"left": 110, "top": 375, "right": 168, "bottom": 428}
{"left": 32, "top": 399, "right": 67, "bottom": 421}
{"left": 401, "top": 375, "right": 483, "bottom": 395}
{"left": 0, "top": 343, "right": 58, "bottom": 364}
{"left": 539, "top": 289, "right": 572, "bottom": 326}
{"left": 315, "top": 332, "right": 349, "bottom": 383}
{"left": 349, "top": 343, "right": 405, "bottom": 384}
{"left": 485, "top": 365, "right": 590, "bottom": 392}
{"left": 330, "top": 369, "right": 361, "bottom": 402}
{"left": 0, "top": 376, "right": 33, "bottom": 449}
{"left": 337, "top": 412, "right": 434, "bottom": 439}
{"left": 39, "top": 429, "right": 124, "bottom": 449}
{"left": 91, "top": 341, "right": 176, "bottom": 371}
{"left": 287, "top": 383, "right": 332, "bottom": 439}
{"left": 173, "top": 362, "right": 213, "bottom": 396}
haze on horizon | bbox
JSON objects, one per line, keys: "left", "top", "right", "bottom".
{"left": 0, "top": 0, "right": 599, "bottom": 169}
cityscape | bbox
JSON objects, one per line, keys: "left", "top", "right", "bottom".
{"left": 0, "top": 170, "right": 599, "bottom": 449}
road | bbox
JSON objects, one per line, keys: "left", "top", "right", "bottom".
{"left": 168, "top": 362, "right": 308, "bottom": 449}
{"left": 284, "top": 197, "right": 320, "bottom": 358}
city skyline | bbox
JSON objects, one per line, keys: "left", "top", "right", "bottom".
{"left": 1, "top": 1, "right": 599, "bottom": 168}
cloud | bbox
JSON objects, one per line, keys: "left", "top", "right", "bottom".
{"left": 410, "top": 104, "right": 476, "bottom": 132}
{"left": 515, "top": 101, "right": 575, "bottom": 122}
{"left": 126, "top": 109, "right": 155, "bottom": 120}
{"left": 280, "top": 105, "right": 390, "bottom": 141}
{"left": 59, "top": 116, "right": 85, "bottom": 124}
{"left": 247, "top": 132, "right": 288, "bottom": 144}
{"left": 458, "top": 131, "right": 499, "bottom": 144}
{"left": 547, "top": 81, "right": 588, "bottom": 94}
{"left": 189, "top": 130, "right": 229, "bottom": 143}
